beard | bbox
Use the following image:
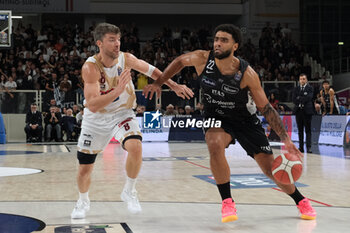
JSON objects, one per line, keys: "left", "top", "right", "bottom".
{"left": 105, "top": 50, "right": 118, "bottom": 59}
{"left": 213, "top": 49, "right": 232, "bottom": 59}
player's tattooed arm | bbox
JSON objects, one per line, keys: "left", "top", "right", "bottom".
{"left": 243, "top": 66, "right": 290, "bottom": 142}
{"left": 260, "top": 103, "right": 289, "bottom": 142}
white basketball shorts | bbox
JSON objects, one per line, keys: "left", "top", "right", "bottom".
{"left": 77, "top": 108, "right": 142, "bottom": 154}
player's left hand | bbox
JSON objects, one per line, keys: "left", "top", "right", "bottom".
{"left": 284, "top": 139, "right": 304, "bottom": 160}
{"left": 171, "top": 84, "right": 194, "bottom": 99}
{"left": 143, "top": 83, "right": 162, "bottom": 100}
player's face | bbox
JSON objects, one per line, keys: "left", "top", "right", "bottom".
{"left": 213, "top": 31, "right": 238, "bottom": 59}
{"left": 99, "top": 33, "right": 121, "bottom": 59}
{"left": 323, "top": 83, "right": 330, "bottom": 90}
{"left": 299, "top": 75, "right": 307, "bottom": 86}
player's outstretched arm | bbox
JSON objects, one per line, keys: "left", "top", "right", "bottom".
{"left": 124, "top": 53, "right": 193, "bottom": 99}
{"left": 243, "top": 66, "right": 303, "bottom": 157}
{"left": 143, "top": 50, "right": 208, "bottom": 100}
{"left": 83, "top": 62, "right": 131, "bottom": 113}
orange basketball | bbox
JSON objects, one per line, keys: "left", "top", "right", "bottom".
{"left": 271, "top": 153, "right": 303, "bottom": 184}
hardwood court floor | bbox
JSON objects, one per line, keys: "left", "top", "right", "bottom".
{"left": 0, "top": 142, "right": 349, "bottom": 233}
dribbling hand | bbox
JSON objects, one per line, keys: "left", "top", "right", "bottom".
{"left": 284, "top": 139, "right": 304, "bottom": 160}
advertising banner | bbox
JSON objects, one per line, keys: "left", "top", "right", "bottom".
{"left": 318, "top": 116, "right": 347, "bottom": 146}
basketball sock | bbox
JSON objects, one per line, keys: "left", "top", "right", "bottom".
{"left": 217, "top": 182, "right": 233, "bottom": 201}
{"left": 79, "top": 191, "right": 89, "bottom": 201}
{"left": 288, "top": 187, "right": 304, "bottom": 204}
{"left": 124, "top": 176, "right": 137, "bottom": 192}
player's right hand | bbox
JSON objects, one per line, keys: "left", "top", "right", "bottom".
{"left": 284, "top": 139, "right": 304, "bottom": 160}
{"left": 142, "top": 83, "right": 161, "bottom": 100}
{"left": 115, "top": 69, "right": 131, "bottom": 97}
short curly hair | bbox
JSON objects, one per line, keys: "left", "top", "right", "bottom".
{"left": 214, "top": 24, "right": 242, "bottom": 48}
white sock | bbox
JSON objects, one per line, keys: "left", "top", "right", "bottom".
{"left": 124, "top": 176, "right": 137, "bottom": 192}
{"left": 79, "top": 191, "right": 89, "bottom": 201}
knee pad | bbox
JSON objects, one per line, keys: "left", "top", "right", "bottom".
{"left": 77, "top": 151, "right": 97, "bottom": 164}
{"left": 122, "top": 135, "right": 142, "bottom": 150}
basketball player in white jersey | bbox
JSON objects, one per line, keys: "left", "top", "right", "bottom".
{"left": 71, "top": 23, "right": 193, "bottom": 219}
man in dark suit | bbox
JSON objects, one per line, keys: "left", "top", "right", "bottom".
{"left": 293, "top": 74, "right": 314, "bottom": 153}
{"left": 24, "top": 103, "right": 43, "bottom": 142}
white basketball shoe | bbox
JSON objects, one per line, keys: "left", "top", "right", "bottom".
{"left": 71, "top": 199, "right": 90, "bottom": 219}
{"left": 121, "top": 189, "right": 142, "bottom": 213}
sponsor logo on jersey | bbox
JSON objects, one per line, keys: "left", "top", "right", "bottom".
{"left": 203, "top": 94, "right": 235, "bottom": 109}
{"left": 201, "top": 76, "right": 216, "bottom": 87}
{"left": 117, "top": 66, "right": 122, "bottom": 76}
{"left": 212, "top": 89, "right": 225, "bottom": 97}
{"left": 234, "top": 71, "right": 242, "bottom": 81}
{"left": 222, "top": 84, "right": 239, "bottom": 94}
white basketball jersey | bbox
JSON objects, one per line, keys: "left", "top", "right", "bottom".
{"left": 85, "top": 53, "right": 137, "bottom": 114}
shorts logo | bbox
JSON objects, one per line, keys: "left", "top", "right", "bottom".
{"left": 260, "top": 145, "right": 271, "bottom": 152}
{"left": 143, "top": 110, "right": 161, "bottom": 129}
{"left": 83, "top": 140, "right": 91, "bottom": 147}
{"left": 222, "top": 84, "right": 239, "bottom": 94}
{"left": 202, "top": 77, "right": 216, "bottom": 87}
{"left": 83, "top": 134, "right": 92, "bottom": 139}
{"left": 215, "top": 109, "right": 225, "bottom": 115}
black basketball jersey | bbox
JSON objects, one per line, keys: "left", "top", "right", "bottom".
{"left": 199, "top": 51, "right": 257, "bottom": 120}
{"left": 321, "top": 89, "right": 331, "bottom": 109}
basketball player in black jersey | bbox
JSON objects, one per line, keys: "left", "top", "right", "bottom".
{"left": 320, "top": 80, "right": 338, "bottom": 115}
{"left": 143, "top": 24, "right": 316, "bottom": 222}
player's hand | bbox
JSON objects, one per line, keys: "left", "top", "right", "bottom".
{"left": 143, "top": 83, "right": 161, "bottom": 100}
{"left": 115, "top": 69, "right": 131, "bottom": 97}
{"left": 284, "top": 139, "right": 303, "bottom": 160}
{"left": 171, "top": 84, "right": 194, "bottom": 100}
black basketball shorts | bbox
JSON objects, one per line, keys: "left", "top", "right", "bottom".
{"left": 205, "top": 114, "right": 273, "bottom": 158}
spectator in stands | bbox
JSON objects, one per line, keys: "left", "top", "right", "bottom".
{"left": 268, "top": 93, "right": 279, "bottom": 110}
{"left": 177, "top": 106, "right": 185, "bottom": 115}
{"left": 43, "top": 98, "right": 57, "bottom": 115}
{"left": 45, "top": 72, "right": 59, "bottom": 101}
{"left": 59, "top": 73, "right": 73, "bottom": 102}
{"left": 72, "top": 104, "right": 80, "bottom": 117}
{"left": 184, "top": 105, "right": 193, "bottom": 116}
{"left": 76, "top": 107, "right": 84, "bottom": 127}
{"left": 135, "top": 105, "right": 146, "bottom": 117}
{"left": 61, "top": 108, "right": 78, "bottom": 141}
{"left": 164, "top": 104, "right": 178, "bottom": 116}
{"left": 4, "top": 75, "right": 17, "bottom": 113}
{"left": 24, "top": 103, "right": 43, "bottom": 142}
{"left": 281, "top": 23, "right": 292, "bottom": 38}
{"left": 155, "top": 104, "right": 164, "bottom": 114}
{"left": 44, "top": 105, "right": 62, "bottom": 142}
